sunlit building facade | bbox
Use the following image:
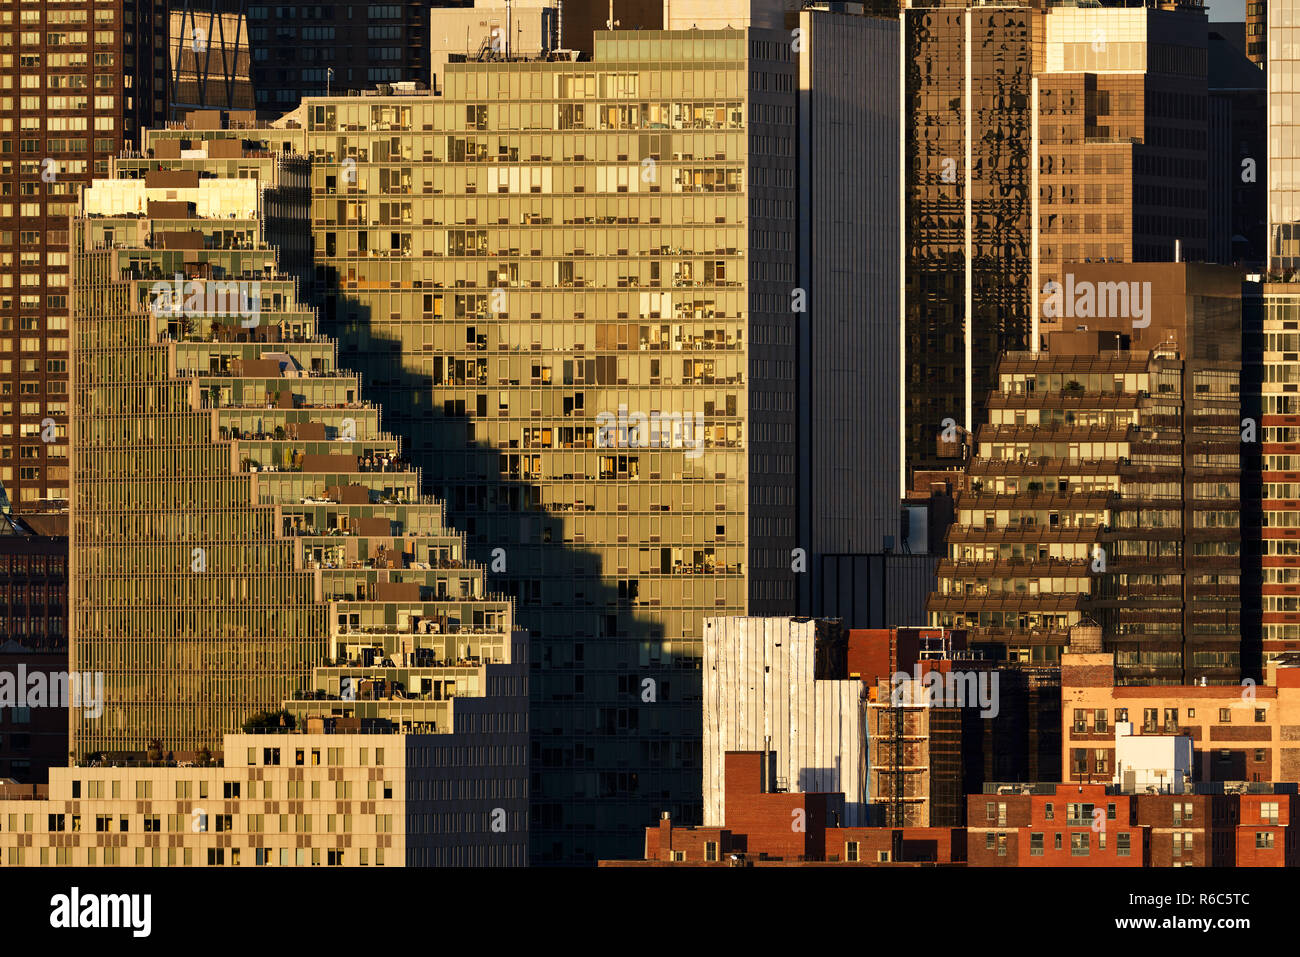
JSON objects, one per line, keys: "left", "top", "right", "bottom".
{"left": 167, "top": 1, "right": 256, "bottom": 117}
{"left": 1036, "top": 1, "right": 1210, "bottom": 340}
{"left": 931, "top": 263, "right": 1242, "bottom": 684}
{"left": 290, "top": 16, "right": 900, "bottom": 862}
{"left": 0, "top": 0, "right": 166, "bottom": 513}
{"left": 1269, "top": 0, "right": 1300, "bottom": 276}
{"left": 297, "top": 31, "right": 793, "bottom": 865}
{"left": 902, "top": 1, "right": 1039, "bottom": 477}
{"left": 68, "top": 120, "right": 526, "bottom": 794}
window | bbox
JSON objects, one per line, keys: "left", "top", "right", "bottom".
{"left": 1256, "top": 709, "right": 1267, "bottom": 723}
{"left": 1220, "top": 708, "right": 1231, "bottom": 723}
{"left": 1262, "top": 802, "right": 1279, "bottom": 825}
{"left": 844, "top": 841, "right": 858, "bottom": 863}
{"left": 705, "top": 842, "right": 719, "bottom": 862}
{"left": 1045, "top": 803, "right": 1054, "bottom": 821}
{"left": 1257, "top": 832, "right": 1275, "bottom": 849}
{"left": 1054, "top": 833, "right": 1062, "bottom": 850}
{"left": 1029, "top": 833, "right": 1044, "bottom": 856}
{"left": 1071, "top": 833, "right": 1090, "bottom": 856}
{"left": 1117, "top": 833, "right": 1131, "bottom": 856}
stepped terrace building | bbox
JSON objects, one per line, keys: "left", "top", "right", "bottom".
{"left": 67, "top": 119, "right": 527, "bottom": 815}
{"left": 930, "top": 264, "right": 1242, "bottom": 684}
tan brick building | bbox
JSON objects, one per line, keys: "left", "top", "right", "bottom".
{"left": 0, "top": 726, "right": 525, "bottom": 866}
{"left": 1060, "top": 650, "right": 1300, "bottom": 786}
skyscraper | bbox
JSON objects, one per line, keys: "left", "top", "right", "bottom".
{"left": 901, "top": 0, "right": 1214, "bottom": 484}
{"left": 930, "top": 262, "right": 1243, "bottom": 684}
{"left": 1036, "top": 0, "right": 1211, "bottom": 334}
{"left": 300, "top": 30, "right": 791, "bottom": 865}
{"left": 298, "top": 12, "right": 900, "bottom": 862}
{"left": 1270, "top": 0, "right": 1300, "bottom": 276}
{"left": 1247, "top": 0, "right": 1266, "bottom": 68}
{"left": 244, "top": 0, "right": 472, "bottom": 112}
{"left": 1246, "top": 0, "right": 1300, "bottom": 677}
{"left": 167, "top": 0, "right": 256, "bottom": 116}
{"left": 68, "top": 119, "right": 525, "bottom": 777}
{"left": 902, "top": 1, "right": 1039, "bottom": 478}
{"left": 0, "top": 0, "right": 166, "bottom": 513}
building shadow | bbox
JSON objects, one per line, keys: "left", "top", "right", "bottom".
{"left": 317, "top": 279, "right": 703, "bottom": 865}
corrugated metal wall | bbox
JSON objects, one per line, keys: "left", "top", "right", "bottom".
{"left": 702, "top": 616, "right": 867, "bottom": 826}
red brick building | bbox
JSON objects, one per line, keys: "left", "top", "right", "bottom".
{"left": 1236, "top": 792, "right": 1300, "bottom": 866}
{"left": 1135, "top": 793, "right": 1235, "bottom": 867}
{"left": 615, "top": 749, "right": 963, "bottom": 867}
{"left": 968, "top": 785, "right": 1145, "bottom": 867}
{"left": 967, "top": 783, "right": 1299, "bottom": 867}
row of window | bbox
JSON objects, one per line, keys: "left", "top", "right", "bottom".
{"left": 1069, "top": 706, "right": 1268, "bottom": 734}
{"left": 40, "top": 811, "right": 394, "bottom": 835}
{"left": 5, "top": 845, "right": 385, "bottom": 866}
{"left": 1023, "top": 831, "right": 1132, "bottom": 856}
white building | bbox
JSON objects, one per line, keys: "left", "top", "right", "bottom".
{"left": 1113, "top": 722, "right": 1194, "bottom": 794}
{"left": 702, "top": 616, "right": 868, "bottom": 825}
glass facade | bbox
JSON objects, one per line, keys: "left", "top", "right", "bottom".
{"left": 301, "top": 31, "right": 799, "bottom": 862}
{"left": 1271, "top": 0, "right": 1300, "bottom": 275}
{"left": 69, "top": 135, "right": 522, "bottom": 766}
{"left": 931, "top": 265, "right": 1242, "bottom": 685}
{"left": 903, "top": 3, "right": 1038, "bottom": 478}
